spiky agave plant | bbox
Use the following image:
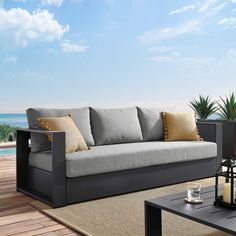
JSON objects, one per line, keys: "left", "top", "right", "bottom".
{"left": 218, "top": 92, "right": 236, "bottom": 121}
{"left": 189, "top": 95, "right": 218, "bottom": 120}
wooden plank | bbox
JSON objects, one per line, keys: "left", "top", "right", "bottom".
{"left": 53, "top": 228, "right": 78, "bottom": 235}
{"left": 0, "top": 156, "right": 81, "bottom": 236}
{"left": 0, "top": 221, "right": 43, "bottom": 235}
{"left": 36, "top": 232, "right": 58, "bottom": 236}
{"left": 0, "top": 212, "right": 44, "bottom": 226}
{"left": 12, "top": 225, "right": 65, "bottom": 236}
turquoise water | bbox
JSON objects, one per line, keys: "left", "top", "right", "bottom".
{"left": 0, "top": 113, "right": 27, "bottom": 156}
{"left": 0, "top": 148, "right": 16, "bottom": 156}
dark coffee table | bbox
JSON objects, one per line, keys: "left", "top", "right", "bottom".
{"left": 145, "top": 186, "right": 236, "bottom": 236}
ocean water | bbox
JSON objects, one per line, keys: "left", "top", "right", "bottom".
{"left": 0, "top": 113, "right": 27, "bottom": 156}
{"left": 0, "top": 113, "right": 27, "bottom": 127}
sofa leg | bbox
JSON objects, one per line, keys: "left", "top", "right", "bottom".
{"left": 52, "top": 132, "right": 66, "bottom": 208}
{"left": 52, "top": 196, "right": 66, "bottom": 208}
{"left": 16, "top": 131, "right": 30, "bottom": 190}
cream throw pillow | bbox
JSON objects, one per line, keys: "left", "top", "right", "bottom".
{"left": 161, "top": 112, "right": 202, "bottom": 141}
{"left": 37, "top": 115, "right": 89, "bottom": 153}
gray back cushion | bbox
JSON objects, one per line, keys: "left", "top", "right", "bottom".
{"left": 27, "top": 107, "right": 94, "bottom": 152}
{"left": 90, "top": 107, "right": 143, "bottom": 145}
{"left": 137, "top": 107, "right": 164, "bottom": 141}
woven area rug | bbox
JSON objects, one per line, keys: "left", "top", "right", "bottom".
{"left": 31, "top": 178, "right": 230, "bottom": 236}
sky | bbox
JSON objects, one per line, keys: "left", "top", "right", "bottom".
{"left": 0, "top": 0, "right": 236, "bottom": 112}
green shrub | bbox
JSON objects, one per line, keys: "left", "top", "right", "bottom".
{"left": 0, "top": 124, "right": 17, "bottom": 142}
{"left": 189, "top": 95, "right": 218, "bottom": 120}
{"left": 218, "top": 92, "right": 236, "bottom": 121}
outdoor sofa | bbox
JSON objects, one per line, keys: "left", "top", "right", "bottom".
{"left": 16, "top": 107, "right": 222, "bottom": 207}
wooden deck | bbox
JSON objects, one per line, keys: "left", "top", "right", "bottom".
{"left": 0, "top": 156, "right": 81, "bottom": 236}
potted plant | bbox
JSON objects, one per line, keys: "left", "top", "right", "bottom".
{"left": 189, "top": 93, "right": 236, "bottom": 159}
{"left": 218, "top": 93, "right": 236, "bottom": 121}
{"left": 216, "top": 93, "right": 236, "bottom": 158}
{"left": 188, "top": 95, "right": 218, "bottom": 120}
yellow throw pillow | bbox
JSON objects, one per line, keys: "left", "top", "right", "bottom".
{"left": 161, "top": 112, "right": 202, "bottom": 141}
{"left": 37, "top": 115, "right": 89, "bottom": 153}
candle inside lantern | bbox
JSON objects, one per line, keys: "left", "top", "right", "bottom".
{"left": 223, "top": 183, "right": 234, "bottom": 204}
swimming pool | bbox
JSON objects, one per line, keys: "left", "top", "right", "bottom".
{"left": 0, "top": 147, "right": 16, "bottom": 156}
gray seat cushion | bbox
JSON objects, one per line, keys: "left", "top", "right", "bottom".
{"left": 28, "top": 141, "right": 217, "bottom": 178}
{"left": 27, "top": 107, "right": 94, "bottom": 152}
{"left": 90, "top": 107, "right": 143, "bottom": 145}
{"left": 137, "top": 107, "right": 164, "bottom": 141}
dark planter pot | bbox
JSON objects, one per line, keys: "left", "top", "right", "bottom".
{"left": 201, "top": 119, "right": 236, "bottom": 159}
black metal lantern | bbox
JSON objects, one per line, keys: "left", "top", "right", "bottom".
{"left": 214, "top": 156, "right": 236, "bottom": 209}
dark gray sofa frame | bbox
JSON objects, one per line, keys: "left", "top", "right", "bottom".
{"left": 16, "top": 122, "right": 222, "bottom": 208}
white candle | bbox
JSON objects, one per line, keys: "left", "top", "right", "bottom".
{"left": 223, "top": 183, "right": 234, "bottom": 204}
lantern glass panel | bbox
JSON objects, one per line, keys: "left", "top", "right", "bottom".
{"left": 215, "top": 161, "right": 236, "bottom": 208}
{"left": 216, "top": 176, "right": 224, "bottom": 200}
{"left": 222, "top": 177, "right": 235, "bottom": 204}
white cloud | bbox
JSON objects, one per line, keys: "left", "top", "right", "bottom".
{"left": 151, "top": 56, "right": 176, "bottom": 63}
{"left": 162, "top": 28, "right": 171, "bottom": 33}
{"left": 151, "top": 54, "right": 216, "bottom": 77}
{"left": 60, "top": 41, "right": 89, "bottom": 53}
{"left": 169, "top": 5, "right": 195, "bottom": 15}
{"left": 41, "top": 0, "right": 63, "bottom": 6}
{"left": 151, "top": 53, "right": 214, "bottom": 66}
{"left": 151, "top": 51, "right": 181, "bottom": 62}
{"left": 140, "top": 0, "right": 230, "bottom": 45}
{"left": 12, "top": 0, "right": 27, "bottom": 2}
{"left": 0, "top": 8, "right": 69, "bottom": 48}
{"left": 3, "top": 56, "right": 18, "bottom": 63}
{"left": 217, "top": 17, "right": 236, "bottom": 29}
{"left": 210, "top": 2, "right": 228, "bottom": 14}
{"left": 149, "top": 49, "right": 236, "bottom": 92}
{"left": 140, "top": 20, "right": 201, "bottom": 44}
{"left": 148, "top": 46, "right": 175, "bottom": 53}
{"left": 70, "top": 0, "right": 83, "bottom": 5}
{"left": 5, "top": 70, "right": 54, "bottom": 81}
{"left": 198, "top": 0, "right": 217, "bottom": 12}
{"left": 172, "top": 51, "right": 181, "bottom": 57}
{"left": 180, "top": 57, "right": 215, "bottom": 65}
{"left": 197, "top": 1, "right": 227, "bottom": 15}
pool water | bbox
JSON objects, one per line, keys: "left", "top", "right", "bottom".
{"left": 0, "top": 147, "right": 16, "bottom": 156}
{"left": 0, "top": 113, "right": 26, "bottom": 156}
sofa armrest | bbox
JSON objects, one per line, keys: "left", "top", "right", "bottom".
{"left": 17, "top": 128, "right": 64, "bottom": 135}
{"left": 197, "top": 122, "right": 222, "bottom": 167}
{"left": 16, "top": 128, "right": 66, "bottom": 207}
